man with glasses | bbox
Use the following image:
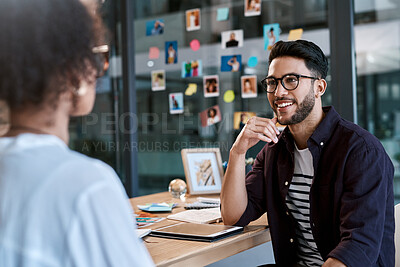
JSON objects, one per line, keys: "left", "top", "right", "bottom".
{"left": 221, "top": 40, "right": 394, "bottom": 266}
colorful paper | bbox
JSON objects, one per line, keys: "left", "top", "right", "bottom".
{"left": 288, "top": 28, "right": 304, "bottom": 41}
{"left": 247, "top": 56, "right": 258, "bottom": 67}
{"left": 148, "top": 47, "right": 160, "bottom": 59}
{"left": 224, "top": 90, "right": 235, "bottom": 103}
{"left": 185, "top": 83, "right": 197, "bottom": 96}
{"left": 190, "top": 39, "right": 201, "bottom": 51}
{"left": 217, "top": 7, "right": 229, "bottom": 21}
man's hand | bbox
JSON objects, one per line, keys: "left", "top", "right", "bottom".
{"left": 322, "top": 257, "right": 347, "bottom": 267}
{"left": 231, "top": 116, "right": 280, "bottom": 155}
{"left": 221, "top": 116, "right": 280, "bottom": 225}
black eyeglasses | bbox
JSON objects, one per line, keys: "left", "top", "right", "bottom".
{"left": 92, "top": 45, "right": 109, "bottom": 78}
{"left": 260, "top": 74, "right": 320, "bottom": 93}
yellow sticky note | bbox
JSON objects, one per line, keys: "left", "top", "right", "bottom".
{"left": 224, "top": 90, "right": 235, "bottom": 103}
{"left": 185, "top": 83, "right": 197, "bottom": 96}
{"left": 288, "top": 28, "right": 303, "bottom": 41}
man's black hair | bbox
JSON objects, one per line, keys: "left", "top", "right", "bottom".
{"left": 269, "top": 40, "right": 328, "bottom": 79}
{"left": 0, "top": 0, "right": 106, "bottom": 110}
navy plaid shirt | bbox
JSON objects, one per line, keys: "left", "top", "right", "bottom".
{"left": 235, "top": 106, "right": 395, "bottom": 266}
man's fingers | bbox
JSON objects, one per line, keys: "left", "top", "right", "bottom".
{"left": 245, "top": 126, "right": 275, "bottom": 143}
{"left": 246, "top": 120, "right": 280, "bottom": 143}
{"left": 249, "top": 116, "right": 280, "bottom": 135}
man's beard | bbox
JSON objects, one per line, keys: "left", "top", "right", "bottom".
{"left": 275, "top": 85, "right": 315, "bottom": 125}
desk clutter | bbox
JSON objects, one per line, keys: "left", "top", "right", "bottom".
{"left": 184, "top": 197, "right": 221, "bottom": 209}
{"left": 133, "top": 195, "right": 244, "bottom": 242}
{"left": 167, "top": 207, "right": 222, "bottom": 224}
{"left": 149, "top": 222, "right": 243, "bottom": 242}
{"left": 137, "top": 202, "right": 177, "bottom": 212}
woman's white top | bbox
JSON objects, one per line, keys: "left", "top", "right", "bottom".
{"left": 0, "top": 134, "right": 154, "bottom": 267}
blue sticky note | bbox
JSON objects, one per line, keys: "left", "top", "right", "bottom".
{"left": 217, "top": 7, "right": 229, "bottom": 21}
{"left": 248, "top": 56, "right": 258, "bottom": 67}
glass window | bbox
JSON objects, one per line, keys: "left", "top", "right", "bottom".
{"left": 354, "top": 0, "right": 400, "bottom": 204}
{"left": 133, "top": 0, "right": 330, "bottom": 195}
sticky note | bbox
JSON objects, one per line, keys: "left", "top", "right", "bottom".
{"left": 248, "top": 57, "right": 258, "bottom": 67}
{"left": 288, "top": 28, "right": 303, "bottom": 41}
{"left": 217, "top": 7, "right": 229, "bottom": 21}
{"left": 148, "top": 47, "right": 160, "bottom": 59}
{"left": 224, "top": 90, "right": 235, "bottom": 103}
{"left": 185, "top": 83, "right": 197, "bottom": 96}
{"left": 190, "top": 39, "right": 200, "bottom": 51}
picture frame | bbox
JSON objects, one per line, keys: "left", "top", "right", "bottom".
{"left": 203, "top": 75, "right": 219, "bottom": 98}
{"left": 151, "top": 70, "right": 165, "bottom": 91}
{"left": 181, "top": 148, "right": 224, "bottom": 195}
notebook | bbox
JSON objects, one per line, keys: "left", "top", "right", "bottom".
{"left": 167, "top": 207, "right": 221, "bottom": 224}
{"left": 149, "top": 222, "right": 243, "bottom": 242}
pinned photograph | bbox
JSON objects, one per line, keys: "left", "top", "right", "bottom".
{"left": 263, "top": 23, "right": 280, "bottom": 50}
{"left": 146, "top": 19, "right": 165, "bottom": 36}
{"left": 203, "top": 75, "right": 219, "bottom": 98}
{"left": 241, "top": 75, "right": 257, "bottom": 98}
{"left": 169, "top": 93, "right": 184, "bottom": 114}
{"left": 221, "top": 30, "right": 243, "bottom": 49}
{"left": 181, "top": 60, "right": 202, "bottom": 78}
{"left": 186, "top": 8, "right": 201, "bottom": 31}
{"left": 165, "top": 41, "right": 178, "bottom": 64}
{"left": 151, "top": 70, "right": 165, "bottom": 91}
{"left": 221, "top": 55, "right": 242, "bottom": 72}
{"left": 244, "top": 0, "right": 261, "bottom": 17}
{"left": 181, "top": 148, "right": 224, "bottom": 194}
{"left": 200, "top": 105, "right": 221, "bottom": 127}
{"left": 233, "top": 111, "right": 256, "bottom": 130}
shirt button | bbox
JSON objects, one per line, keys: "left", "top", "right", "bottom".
{"left": 285, "top": 181, "right": 289, "bottom": 186}
{"left": 320, "top": 141, "right": 324, "bottom": 146}
{"left": 286, "top": 211, "right": 289, "bottom": 216}
{"left": 290, "top": 238, "right": 294, "bottom": 243}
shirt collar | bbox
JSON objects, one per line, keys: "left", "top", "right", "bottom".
{"left": 0, "top": 133, "right": 67, "bottom": 155}
{"left": 308, "top": 106, "right": 340, "bottom": 147}
{"left": 278, "top": 106, "right": 340, "bottom": 149}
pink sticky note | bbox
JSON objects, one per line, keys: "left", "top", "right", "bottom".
{"left": 149, "top": 47, "right": 160, "bottom": 59}
{"left": 190, "top": 39, "right": 200, "bottom": 51}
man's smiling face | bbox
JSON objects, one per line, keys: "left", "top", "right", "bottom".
{"left": 267, "top": 56, "right": 317, "bottom": 125}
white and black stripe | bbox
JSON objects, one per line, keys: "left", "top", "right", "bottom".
{"left": 285, "top": 146, "right": 324, "bottom": 266}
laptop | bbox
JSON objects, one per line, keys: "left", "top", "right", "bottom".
{"left": 149, "top": 222, "right": 243, "bottom": 242}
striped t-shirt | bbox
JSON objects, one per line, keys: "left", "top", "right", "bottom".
{"left": 285, "top": 144, "right": 324, "bottom": 266}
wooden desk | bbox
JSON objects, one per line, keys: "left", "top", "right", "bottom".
{"left": 130, "top": 192, "right": 271, "bottom": 267}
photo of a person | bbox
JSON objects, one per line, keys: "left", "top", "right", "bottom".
{"left": 200, "top": 105, "right": 221, "bottom": 127}
{"left": 169, "top": 93, "right": 184, "bottom": 114}
{"left": 186, "top": 8, "right": 201, "bottom": 31}
{"left": 181, "top": 60, "right": 202, "bottom": 78}
{"left": 151, "top": 70, "right": 165, "bottom": 91}
{"left": 221, "top": 30, "right": 244, "bottom": 49}
{"left": 191, "top": 60, "right": 199, "bottom": 76}
{"left": 233, "top": 111, "right": 256, "bottom": 130}
{"left": 146, "top": 19, "right": 165, "bottom": 36}
{"left": 263, "top": 23, "right": 280, "bottom": 50}
{"left": 241, "top": 75, "right": 257, "bottom": 98}
{"left": 244, "top": 0, "right": 261, "bottom": 17}
{"left": 165, "top": 41, "right": 178, "bottom": 64}
{"left": 267, "top": 27, "right": 276, "bottom": 50}
{"left": 228, "top": 56, "right": 240, "bottom": 72}
{"left": 203, "top": 75, "right": 219, "bottom": 98}
{"left": 221, "top": 55, "right": 242, "bottom": 72}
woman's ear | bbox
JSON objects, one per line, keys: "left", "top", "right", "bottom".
{"left": 315, "top": 79, "right": 327, "bottom": 98}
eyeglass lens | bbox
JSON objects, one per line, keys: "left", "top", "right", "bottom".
{"left": 264, "top": 75, "right": 299, "bottom": 92}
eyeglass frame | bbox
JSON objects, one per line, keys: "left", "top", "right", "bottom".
{"left": 260, "top": 73, "right": 320, "bottom": 93}
{"left": 92, "top": 45, "right": 109, "bottom": 78}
